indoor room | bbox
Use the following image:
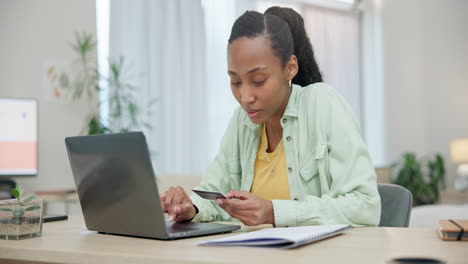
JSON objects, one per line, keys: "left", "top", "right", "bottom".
{"left": 0, "top": 0, "right": 467, "bottom": 263}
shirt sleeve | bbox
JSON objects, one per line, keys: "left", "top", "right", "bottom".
{"left": 190, "top": 108, "right": 242, "bottom": 223}
{"left": 272, "top": 85, "right": 381, "bottom": 227}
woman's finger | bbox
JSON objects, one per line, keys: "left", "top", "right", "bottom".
{"left": 221, "top": 199, "right": 256, "bottom": 215}
{"left": 223, "top": 198, "right": 256, "bottom": 210}
{"left": 171, "top": 187, "right": 186, "bottom": 219}
{"left": 225, "top": 210, "right": 257, "bottom": 225}
{"left": 164, "top": 187, "right": 176, "bottom": 217}
{"left": 160, "top": 192, "right": 168, "bottom": 212}
{"left": 172, "top": 203, "right": 195, "bottom": 222}
{"left": 226, "top": 190, "right": 251, "bottom": 200}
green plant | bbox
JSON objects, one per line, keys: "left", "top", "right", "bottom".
{"left": 51, "top": 32, "right": 155, "bottom": 135}
{"left": 0, "top": 186, "right": 41, "bottom": 218}
{"left": 392, "top": 153, "right": 446, "bottom": 206}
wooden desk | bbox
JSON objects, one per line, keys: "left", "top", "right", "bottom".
{"left": 0, "top": 216, "right": 466, "bottom": 264}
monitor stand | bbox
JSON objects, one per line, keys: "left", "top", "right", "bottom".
{"left": 0, "top": 179, "right": 16, "bottom": 199}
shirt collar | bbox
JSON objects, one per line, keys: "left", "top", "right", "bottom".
{"left": 282, "top": 84, "right": 300, "bottom": 118}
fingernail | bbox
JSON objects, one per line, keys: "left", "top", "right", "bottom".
{"left": 168, "top": 215, "right": 174, "bottom": 221}
{"left": 215, "top": 200, "right": 222, "bottom": 206}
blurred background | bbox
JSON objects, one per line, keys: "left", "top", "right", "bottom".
{"left": 0, "top": 0, "right": 467, "bottom": 225}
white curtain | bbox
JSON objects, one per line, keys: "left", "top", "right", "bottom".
{"left": 109, "top": 0, "right": 208, "bottom": 175}
{"left": 302, "top": 5, "right": 362, "bottom": 122}
{"left": 107, "top": 0, "right": 363, "bottom": 175}
{"left": 255, "top": 1, "right": 362, "bottom": 122}
{"left": 201, "top": 0, "right": 238, "bottom": 160}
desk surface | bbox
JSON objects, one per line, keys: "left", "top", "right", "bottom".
{"left": 0, "top": 216, "right": 466, "bottom": 264}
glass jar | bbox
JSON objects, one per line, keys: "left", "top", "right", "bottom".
{"left": 0, "top": 198, "right": 43, "bottom": 240}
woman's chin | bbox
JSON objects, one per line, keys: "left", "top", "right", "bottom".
{"left": 248, "top": 116, "right": 265, "bottom": 124}
{"left": 245, "top": 110, "right": 266, "bottom": 124}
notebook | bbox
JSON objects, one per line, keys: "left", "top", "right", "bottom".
{"left": 438, "top": 220, "right": 468, "bottom": 241}
{"left": 198, "top": 224, "right": 351, "bottom": 249}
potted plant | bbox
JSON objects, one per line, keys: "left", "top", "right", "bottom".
{"left": 48, "top": 32, "right": 156, "bottom": 135}
{"left": 0, "top": 186, "right": 43, "bottom": 239}
{"left": 392, "top": 152, "right": 446, "bottom": 206}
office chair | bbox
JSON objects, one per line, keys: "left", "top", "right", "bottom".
{"left": 377, "top": 183, "right": 413, "bottom": 227}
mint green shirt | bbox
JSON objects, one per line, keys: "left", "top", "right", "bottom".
{"left": 190, "top": 83, "right": 381, "bottom": 227}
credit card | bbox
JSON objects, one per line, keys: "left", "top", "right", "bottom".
{"left": 192, "top": 189, "right": 227, "bottom": 200}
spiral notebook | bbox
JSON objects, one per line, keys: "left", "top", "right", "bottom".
{"left": 198, "top": 224, "right": 351, "bottom": 249}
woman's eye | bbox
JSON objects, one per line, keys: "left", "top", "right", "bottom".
{"left": 253, "top": 80, "right": 265, "bottom": 85}
{"left": 231, "top": 81, "right": 241, "bottom": 86}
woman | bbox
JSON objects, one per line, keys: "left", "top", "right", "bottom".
{"left": 160, "top": 7, "right": 381, "bottom": 227}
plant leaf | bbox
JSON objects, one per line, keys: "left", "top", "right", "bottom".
{"left": 13, "top": 207, "right": 25, "bottom": 217}
{"left": 11, "top": 185, "right": 24, "bottom": 200}
{"left": 25, "top": 205, "right": 41, "bottom": 211}
{"left": 0, "top": 208, "right": 13, "bottom": 212}
{"left": 392, "top": 152, "right": 446, "bottom": 206}
{"left": 23, "top": 195, "right": 36, "bottom": 203}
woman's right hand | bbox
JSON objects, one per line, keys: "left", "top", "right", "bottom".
{"left": 160, "top": 186, "right": 197, "bottom": 222}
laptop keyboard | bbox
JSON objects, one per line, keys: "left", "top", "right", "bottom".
{"left": 167, "top": 222, "right": 201, "bottom": 233}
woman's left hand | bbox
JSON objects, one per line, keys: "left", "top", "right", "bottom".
{"left": 215, "top": 190, "right": 274, "bottom": 226}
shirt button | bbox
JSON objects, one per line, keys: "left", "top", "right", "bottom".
{"left": 286, "top": 136, "right": 292, "bottom": 141}
{"left": 294, "top": 198, "right": 298, "bottom": 201}
{"left": 288, "top": 167, "right": 292, "bottom": 173}
{"left": 282, "top": 118, "right": 287, "bottom": 124}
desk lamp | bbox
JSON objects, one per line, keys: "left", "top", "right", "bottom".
{"left": 450, "top": 138, "right": 468, "bottom": 191}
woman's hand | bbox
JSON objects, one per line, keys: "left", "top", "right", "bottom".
{"left": 215, "top": 190, "right": 274, "bottom": 226}
{"left": 160, "top": 186, "right": 197, "bottom": 222}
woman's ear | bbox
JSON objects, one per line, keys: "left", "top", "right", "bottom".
{"left": 286, "top": 55, "right": 299, "bottom": 81}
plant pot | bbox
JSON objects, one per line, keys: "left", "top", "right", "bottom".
{"left": 0, "top": 199, "right": 43, "bottom": 240}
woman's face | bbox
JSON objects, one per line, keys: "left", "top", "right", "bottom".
{"left": 227, "top": 36, "right": 296, "bottom": 124}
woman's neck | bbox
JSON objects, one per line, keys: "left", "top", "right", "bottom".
{"left": 264, "top": 85, "right": 292, "bottom": 152}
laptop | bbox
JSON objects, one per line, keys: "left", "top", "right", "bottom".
{"left": 65, "top": 132, "right": 240, "bottom": 240}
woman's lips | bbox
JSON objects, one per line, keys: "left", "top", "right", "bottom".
{"left": 247, "top": 110, "right": 260, "bottom": 118}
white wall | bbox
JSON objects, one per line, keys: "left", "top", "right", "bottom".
{"left": 382, "top": 0, "right": 468, "bottom": 187}
{"left": 0, "top": 0, "right": 97, "bottom": 211}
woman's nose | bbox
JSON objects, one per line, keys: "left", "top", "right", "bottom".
{"left": 241, "top": 86, "right": 255, "bottom": 104}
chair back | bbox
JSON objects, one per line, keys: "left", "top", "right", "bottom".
{"left": 378, "top": 183, "right": 413, "bottom": 227}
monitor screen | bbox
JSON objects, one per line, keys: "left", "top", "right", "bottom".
{"left": 0, "top": 98, "right": 38, "bottom": 176}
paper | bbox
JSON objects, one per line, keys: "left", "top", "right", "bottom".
{"left": 198, "top": 224, "right": 350, "bottom": 249}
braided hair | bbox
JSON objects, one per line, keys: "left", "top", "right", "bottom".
{"left": 228, "top": 7, "right": 323, "bottom": 86}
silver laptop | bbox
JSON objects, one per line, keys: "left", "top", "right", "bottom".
{"left": 65, "top": 132, "right": 240, "bottom": 240}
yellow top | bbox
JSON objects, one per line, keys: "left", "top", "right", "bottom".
{"left": 250, "top": 125, "right": 290, "bottom": 200}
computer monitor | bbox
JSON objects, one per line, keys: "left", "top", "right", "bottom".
{"left": 0, "top": 98, "right": 38, "bottom": 177}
